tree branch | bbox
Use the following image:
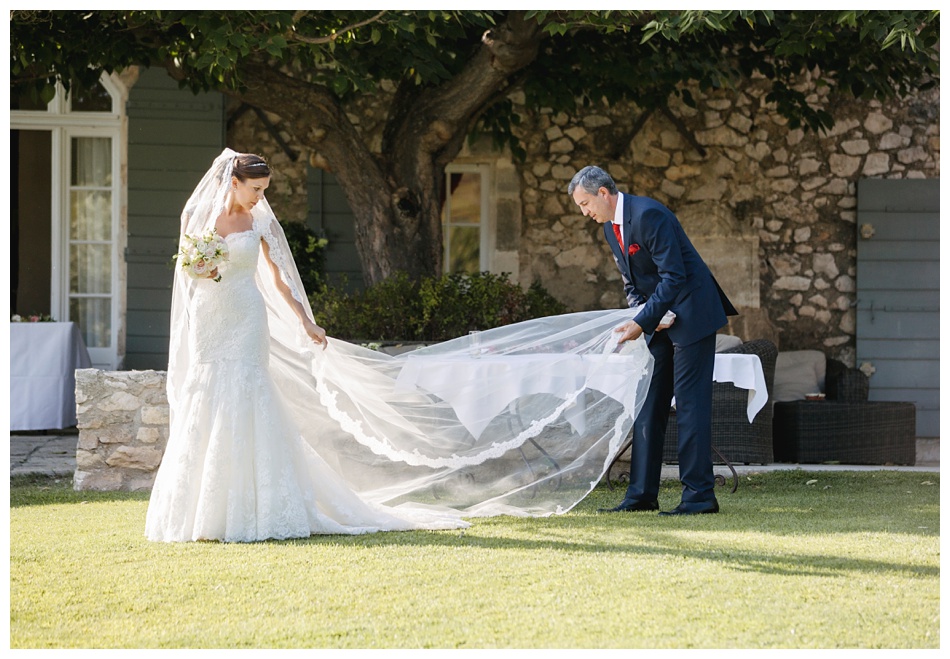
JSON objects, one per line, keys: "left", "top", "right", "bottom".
{"left": 660, "top": 105, "right": 707, "bottom": 157}
{"left": 288, "top": 11, "right": 388, "bottom": 45}
{"left": 608, "top": 108, "right": 654, "bottom": 160}
{"left": 397, "top": 10, "right": 543, "bottom": 163}
{"left": 251, "top": 106, "right": 300, "bottom": 161}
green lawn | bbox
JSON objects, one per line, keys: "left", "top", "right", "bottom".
{"left": 9, "top": 470, "right": 939, "bottom": 648}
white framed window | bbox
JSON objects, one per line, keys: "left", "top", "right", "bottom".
{"left": 11, "top": 74, "right": 126, "bottom": 368}
{"left": 63, "top": 132, "right": 119, "bottom": 362}
{"left": 442, "top": 164, "right": 490, "bottom": 274}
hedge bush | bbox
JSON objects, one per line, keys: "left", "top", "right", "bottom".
{"left": 309, "top": 271, "right": 567, "bottom": 342}
{"left": 280, "top": 220, "right": 329, "bottom": 296}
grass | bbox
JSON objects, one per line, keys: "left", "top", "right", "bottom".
{"left": 9, "top": 470, "right": 940, "bottom": 649}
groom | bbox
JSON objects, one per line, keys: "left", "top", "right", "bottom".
{"left": 569, "top": 166, "right": 737, "bottom": 515}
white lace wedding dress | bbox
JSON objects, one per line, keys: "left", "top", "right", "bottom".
{"left": 144, "top": 227, "right": 467, "bottom": 542}
{"left": 145, "top": 149, "right": 653, "bottom": 544}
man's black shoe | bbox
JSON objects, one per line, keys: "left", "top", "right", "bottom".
{"left": 658, "top": 499, "right": 720, "bottom": 516}
{"left": 597, "top": 499, "right": 660, "bottom": 513}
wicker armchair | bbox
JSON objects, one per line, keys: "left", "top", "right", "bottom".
{"left": 662, "top": 338, "right": 778, "bottom": 465}
{"left": 772, "top": 359, "right": 916, "bottom": 465}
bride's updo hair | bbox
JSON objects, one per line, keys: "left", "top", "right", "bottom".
{"left": 232, "top": 153, "right": 270, "bottom": 181}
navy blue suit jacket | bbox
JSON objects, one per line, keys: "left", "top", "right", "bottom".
{"left": 606, "top": 193, "right": 737, "bottom": 346}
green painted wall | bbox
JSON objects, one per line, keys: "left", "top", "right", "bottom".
{"left": 306, "top": 166, "right": 364, "bottom": 291}
{"left": 124, "top": 68, "right": 224, "bottom": 369}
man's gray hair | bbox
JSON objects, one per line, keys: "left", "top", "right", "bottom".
{"left": 568, "top": 165, "right": 618, "bottom": 196}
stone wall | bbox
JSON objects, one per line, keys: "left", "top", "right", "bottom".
{"left": 74, "top": 369, "right": 169, "bottom": 491}
{"left": 511, "top": 75, "right": 939, "bottom": 363}
{"left": 225, "top": 73, "right": 939, "bottom": 365}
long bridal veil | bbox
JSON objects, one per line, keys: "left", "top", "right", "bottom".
{"left": 169, "top": 149, "right": 653, "bottom": 520}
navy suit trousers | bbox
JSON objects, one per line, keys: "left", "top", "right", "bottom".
{"left": 623, "top": 331, "right": 717, "bottom": 504}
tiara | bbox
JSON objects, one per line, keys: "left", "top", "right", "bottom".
{"left": 246, "top": 162, "right": 269, "bottom": 168}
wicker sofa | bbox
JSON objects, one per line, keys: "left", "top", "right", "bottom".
{"left": 661, "top": 338, "right": 778, "bottom": 465}
{"left": 772, "top": 358, "right": 916, "bottom": 465}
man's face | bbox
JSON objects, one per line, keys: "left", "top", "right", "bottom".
{"left": 572, "top": 186, "right": 614, "bottom": 224}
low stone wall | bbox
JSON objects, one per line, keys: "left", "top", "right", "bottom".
{"left": 74, "top": 369, "right": 170, "bottom": 491}
{"left": 72, "top": 366, "right": 937, "bottom": 491}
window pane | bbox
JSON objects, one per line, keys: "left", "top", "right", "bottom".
{"left": 446, "top": 172, "right": 481, "bottom": 225}
{"left": 448, "top": 226, "right": 480, "bottom": 274}
{"left": 69, "top": 190, "right": 112, "bottom": 240}
{"left": 69, "top": 244, "right": 112, "bottom": 294}
{"left": 69, "top": 80, "right": 113, "bottom": 113}
{"left": 70, "top": 297, "right": 111, "bottom": 348}
{"left": 70, "top": 191, "right": 112, "bottom": 240}
{"left": 71, "top": 137, "right": 112, "bottom": 186}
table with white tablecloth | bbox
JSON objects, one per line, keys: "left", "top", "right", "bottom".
{"left": 394, "top": 351, "right": 767, "bottom": 438}
{"left": 10, "top": 322, "right": 92, "bottom": 431}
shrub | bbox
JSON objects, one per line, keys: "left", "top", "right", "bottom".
{"left": 279, "top": 220, "right": 329, "bottom": 296}
{"left": 310, "top": 271, "right": 567, "bottom": 342}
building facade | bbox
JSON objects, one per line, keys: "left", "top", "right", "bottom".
{"left": 10, "top": 65, "right": 939, "bottom": 438}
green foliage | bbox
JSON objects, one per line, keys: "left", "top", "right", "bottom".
{"left": 514, "top": 9, "right": 939, "bottom": 134}
{"left": 312, "top": 272, "right": 422, "bottom": 342}
{"left": 309, "top": 271, "right": 567, "bottom": 342}
{"left": 11, "top": 10, "right": 939, "bottom": 136}
{"left": 278, "top": 220, "right": 329, "bottom": 297}
{"left": 10, "top": 10, "right": 498, "bottom": 102}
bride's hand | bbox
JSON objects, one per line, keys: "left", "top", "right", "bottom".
{"left": 303, "top": 318, "right": 327, "bottom": 350}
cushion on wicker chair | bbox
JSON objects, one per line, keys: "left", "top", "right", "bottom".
{"left": 715, "top": 334, "right": 743, "bottom": 353}
{"left": 773, "top": 350, "right": 826, "bottom": 402}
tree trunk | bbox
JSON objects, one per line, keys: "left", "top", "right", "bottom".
{"left": 229, "top": 12, "right": 542, "bottom": 285}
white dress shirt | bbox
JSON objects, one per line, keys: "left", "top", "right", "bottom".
{"left": 613, "top": 192, "right": 625, "bottom": 245}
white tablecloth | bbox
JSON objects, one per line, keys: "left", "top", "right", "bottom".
{"left": 10, "top": 322, "right": 92, "bottom": 431}
{"left": 712, "top": 353, "right": 768, "bottom": 422}
{"left": 395, "top": 351, "right": 767, "bottom": 438}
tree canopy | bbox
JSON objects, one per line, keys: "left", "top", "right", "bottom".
{"left": 11, "top": 10, "right": 940, "bottom": 282}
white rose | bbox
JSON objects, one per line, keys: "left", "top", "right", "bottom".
{"left": 190, "top": 258, "right": 209, "bottom": 277}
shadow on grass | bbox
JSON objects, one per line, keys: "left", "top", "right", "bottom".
{"left": 292, "top": 470, "right": 937, "bottom": 580}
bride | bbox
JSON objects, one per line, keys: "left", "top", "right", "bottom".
{"left": 145, "top": 149, "right": 652, "bottom": 543}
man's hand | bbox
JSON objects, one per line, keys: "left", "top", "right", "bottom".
{"left": 614, "top": 320, "right": 643, "bottom": 344}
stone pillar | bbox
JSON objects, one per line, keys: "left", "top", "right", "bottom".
{"left": 74, "top": 369, "right": 170, "bottom": 491}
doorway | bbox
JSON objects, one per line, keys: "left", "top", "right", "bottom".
{"left": 11, "top": 130, "right": 53, "bottom": 318}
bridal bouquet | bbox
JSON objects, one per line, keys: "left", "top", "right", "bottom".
{"left": 176, "top": 229, "right": 229, "bottom": 282}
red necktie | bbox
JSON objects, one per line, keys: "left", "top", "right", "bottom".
{"left": 612, "top": 223, "right": 623, "bottom": 249}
